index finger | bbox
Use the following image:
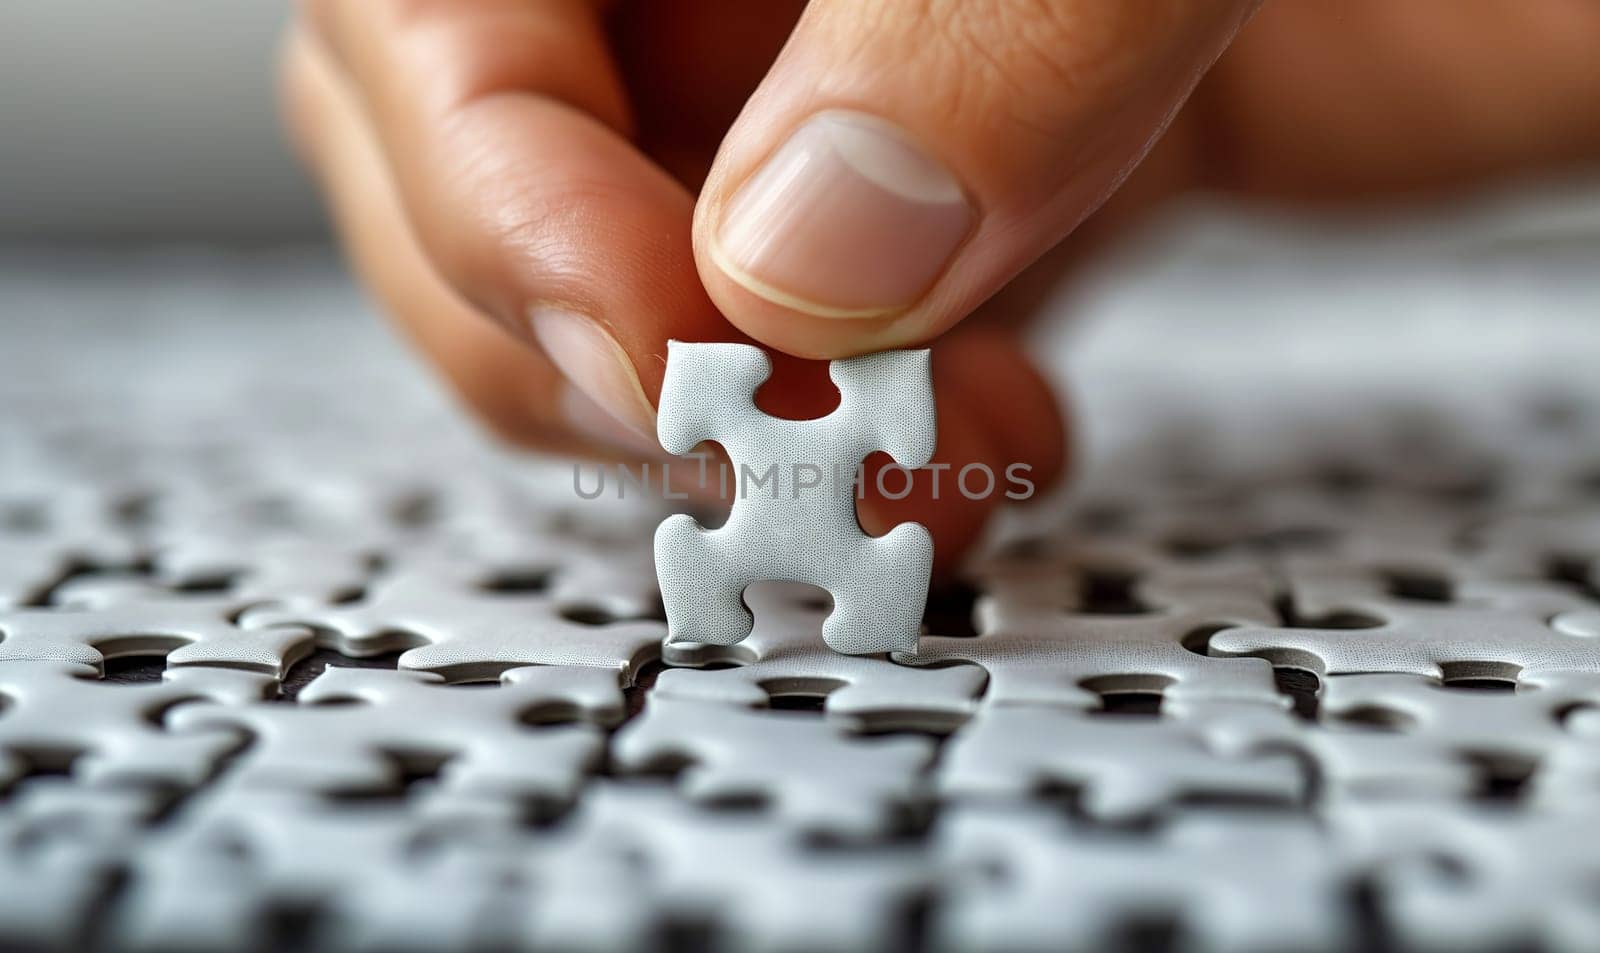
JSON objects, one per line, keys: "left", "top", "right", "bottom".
{"left": 303, "top": 0, "right": 732, "bottom": 439}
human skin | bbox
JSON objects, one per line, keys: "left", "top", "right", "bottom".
{"left": 282, "top": 0, "right": 1600, "bottom": 571}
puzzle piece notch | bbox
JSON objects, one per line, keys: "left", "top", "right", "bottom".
{"left": 899, "top": 556, "right": 1286, "bottom": 710}
{"left": 0, "top": 661, "right": 273, "bottom": 789}
{"left": 1519, "top": 688, "right": 1600, "bottom": 806}
{"left": 1159, "top": 695, "right": 1478, "bottom": 802}
{"left": 612, "top": 695, "right": 936, "bottom": 835}
{"left": 936, "top": 705, "right": 1307, "bottom": 821}
{"left": 1277, "top": 551, "right": 1591, "bottom": 621}
{"left": 1167, "top": 675, "right": 1600, "bottom": 802}
{"left": 654, "top": 341, "right": 935, "bottom": 656}
{"left": 934, "top": 806, "right": 1353, "bottom": 953}
{"left": 0, "top": 776, "right": 176, "bottom": 949}
{"left": 115, "top": 788, "right": 516, "bottom": 953}
{"left": 658, "top": 582, "right": 984, "bottom": 731}
{"left": 241, "top": 563, "right": 665, "bottom": 684}
{"left": 0, "top": 484, "right": 144, "bottom": 610}
{"left": 1211, "top": 599, "right": 1600, "bottom": 683}
{"left": 1319, "top": 672, "right": 1600, "bottom": 773}
{"left": 1332, "top": 801, "right": 1600, "bottom": 952}
{"left": 517, "top": 782, "right": 933, "bottom": 953}
{"left": 167, "top": 665, "right": 614, "bottom": 810}
{"left": 146, "top": 535, "right": 380, "bottom": 611}
{"left": 0, "top": 584, "right": 314, "bottom": 677}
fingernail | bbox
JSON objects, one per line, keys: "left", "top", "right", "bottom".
{"left": 713, "top": 110, "right": 974, "bottom": 319}
{"left": 528, "top": 308, "right": 658, "bottom": 450}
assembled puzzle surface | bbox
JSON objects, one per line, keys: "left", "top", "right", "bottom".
{"left": 2, "top": 227, "right": 1600, "bottom": 952}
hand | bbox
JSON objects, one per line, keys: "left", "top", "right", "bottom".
{"left": 282, "top": 0, "right": 1600, "bottom": 571}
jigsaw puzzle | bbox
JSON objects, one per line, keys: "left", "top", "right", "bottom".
{"left": 653, "top": 340, "right": 936, "bottom": 655}
{"left": 4, "top": 240, "right": 1600, "bottom": 952}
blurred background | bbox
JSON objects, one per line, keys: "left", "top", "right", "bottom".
{"left": 0, "top": 1, "right": 318, "bottom": 241}
{"left": 5, "top": 1, "right": 1600, "bottom": 248}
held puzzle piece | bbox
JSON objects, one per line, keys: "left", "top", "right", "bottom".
{"left": 653, "top": 341, "right": 937, "bottom": 655}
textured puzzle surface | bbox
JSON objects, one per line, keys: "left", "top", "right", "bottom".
{"left": 2, "top": 208, "right": 1600, "bottom": 953}
{"left": 654, "top": 341, "right": 936, "bottom": 655}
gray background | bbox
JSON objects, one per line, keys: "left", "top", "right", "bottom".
{"left": 3, "top": 1, "right": 1599, "bottom": 251}
{"left": 0, "top": 1, "right": 320, "bottom": 240}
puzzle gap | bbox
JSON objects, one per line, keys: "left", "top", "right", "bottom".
{"left": 750, "top": 352, "right": 841, "bottom": 421}
{"left": 1435, "top": 473, "right": 1501, "bottom": 507}
{"left": 654, "top": 916, "right": 720, "bottom": 953}
{"left": 1328, "top": 704, "right": 1415, "bottom": 733}
{"left": 258, "top": 899, "right": 325, "bottom": 953}
{"left": 896, "top": 892, "right": 935, "bottom": 953}
{"left": 170, "top": 572, "right": 239, "bottom": 594}
{"left": 1542, "top": 554, "right": 1596, "bottom": 593}
{"left": 1178, "top": 624, "right": 1232, "bottom": 657}
{"left": 1081, "top": 674, "right": 1175, "bottom": 710}
{"left": 73, "top": 866, "right": 132, "bottom": 953}
{"left": 1079, "top": 568, "right": 1150, "bottom": 615}
{"left": 1162, "top": 534, "right": 1231, "bottom": 560}
{"left": 995, "top": 535, "right": 1051, "bottom": 560}
{"left": 1437, "top": 660, "right": 1522, "bottom": 688}
{"left": 1555, "top": 701, "right": 1600, "bottom": 726}
{"left": 2, "top": 747, "right": 79, "bottom": 781}
{"left": 559, "top": 604, "right": 619, "bottom": 626}
{"left": 622, "top": 659, "right": 665, "bottom": 721}
{"left": 518, "top": 697, "right": 607, "bottom": 726}
{"left": 386, "top": 490, "right": 442, "bottom": 529}
{"left": 1310, "top": 462, "right": 1375, "bottom": 497}
{"left": 325, "top": 583, "right": 368, "bottom": 605}
{"left": 1054, "top": 796, "right": 1161, "bottom": 833}
{"left": 1379, "top": 569, "right": 1453, "bottom": 603}
{"left": 1074, "top": 503, "right": 1133, "bottom": 535}
{"left": 321, "top": 749, "right": 450, "bottom": 804}
{"left": 1108, "top": 913, "right": 1180, "bottom": 953}
{"left": 1345, "top": 878, "right": 1400, "bottom": 953}
{"left": 1461, "top": 752, "right": 1535, "bottom": 802}
{"left": 40, "top": 557, "right": 157, "bottom": 606}
{"left": 1028, "top": 780, "right": 1118, "bottom": 828}
{"left": 477, "top": 567, "right": 551, "bottom": 594}
{"left": 1273, "top": 667, "right": 1322, "bottom": 721}
{"left": 618, "top": 750, "right": 693, "bottom": 783}
{"left": 101, "top": 654, "right": 167, "bottom": 684}
{"left": 1094, "top": 692, "right": 1164, "bottom": 717}
{"left": 1253, "top": 524, "right": 1340, "bottom": 554}
{"left": 1439, "top": 678, "right": 1517, "bottom": 693}
{"left": 921, "top": 580, "right": 979, "bottom": 638}
{"left": 767, "top": 692, "right": 829, "bottom": 713}
{"left": 140, "top": 781, "right": 202, "bottom": 827}
{"left": 1274, "top": 593, "right": 1382, "bottom": 630}
{"left": 277, "top": 648, "right": 403, "bottom": 701}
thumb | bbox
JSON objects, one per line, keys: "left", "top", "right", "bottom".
{"left": 693, "top": 0, "right": 1259, "bottom": 358}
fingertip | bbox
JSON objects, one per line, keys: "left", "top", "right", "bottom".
{"left": 941, "top": 329, "right": 1072, "bottom": 494}
{"left": 693, "top": 260, "right": 920, "bottom": 359}
{"left": 692, "top": 110, "right": 972, "bottom": 359}
{"left": 856, "top": 396, "right": 1006, "bottom": 579}
{"left": 852, "top": 333, "right": 1068, "bottom": 575}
